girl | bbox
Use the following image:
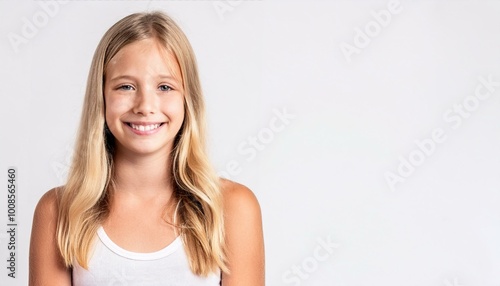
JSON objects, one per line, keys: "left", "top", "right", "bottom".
{"left": 29, "top": 11, "right": 264, "bottom": 285}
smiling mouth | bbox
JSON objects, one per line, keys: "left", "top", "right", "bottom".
{"left": 126, "top": 123, "right": 164, "bottom": 131}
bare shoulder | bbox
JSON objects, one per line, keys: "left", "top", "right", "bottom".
{"left": 30, "top": 186, "right": 71, "bottom": 285}
{"left": 219, "top": 179, "right": 265, "bottom": 285}
{"left": 33, "top": 187, "right": 62, "bottom": 228}
{"left": 33, "top": 187, "right": 61, "bottom": 220}
{"left": 220, "top": 179, "right": 261, "bottom": 213}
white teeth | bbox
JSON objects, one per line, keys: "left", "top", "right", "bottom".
{"left": 130, "top": 123, "right": 160, "bottom": 131}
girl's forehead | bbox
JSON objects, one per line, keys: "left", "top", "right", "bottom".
{"left": 107, "top": 38, "right": 182, "bottom": 81}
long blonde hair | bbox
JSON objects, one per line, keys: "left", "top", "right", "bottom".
{"left": 56, "top": 11, "right": 227, "bottom": 276}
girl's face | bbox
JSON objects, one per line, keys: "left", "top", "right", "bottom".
{"left": 104, "top": 38, "right": 185, "bottom": 157}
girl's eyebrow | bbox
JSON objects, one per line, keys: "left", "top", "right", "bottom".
{"left": 108, "top": 75, "right": 135, "bottom": 82}
{"left": 108, "top": 74, "right": 180, "bottom": 83}
{"left": 158, "top": 74, "right": 181, "bottom": 82}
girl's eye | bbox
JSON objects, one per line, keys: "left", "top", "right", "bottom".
{"left": 118, "top": 85, "right": 134, "bottom": 91}
{"left": 159, "top": 85, "right": 173, "bottom": 92}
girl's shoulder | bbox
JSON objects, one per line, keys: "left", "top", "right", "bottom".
{"left": 34, "top": 186, "right": 64, "bottom": 218}
{"left": 219, "top": 179, "right": 265, "bottom": 284}
{"left": 30, "top": 186, "right": 72, "bottom": 284}
{"left": 219, "top": 179, "right": 261, "bottom": 213}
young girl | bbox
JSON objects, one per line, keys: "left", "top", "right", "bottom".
{"left": 29, "top": 11, "right": 264, "bottom": 285}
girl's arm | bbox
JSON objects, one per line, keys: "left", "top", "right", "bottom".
{"left": 221, "top": 180, "right": 265, "bottom": 286}
{"left": 29, "top": 188, "right": 72, "bottom": 286}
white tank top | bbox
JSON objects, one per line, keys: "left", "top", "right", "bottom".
{"left": 72, "top": 226, "right": 221, "bottom": 285}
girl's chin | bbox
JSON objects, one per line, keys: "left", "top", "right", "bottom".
{"left": 114, "top": 141, "right": 173, "bottom": 155}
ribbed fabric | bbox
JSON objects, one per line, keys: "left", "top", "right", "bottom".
{"left": 72, "top": 227, "right": 221, "bottom": 285}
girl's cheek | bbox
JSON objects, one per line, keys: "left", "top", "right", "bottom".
{"left": 106, "top": 95, "right": 133, "bottom": 113}
{"left": 164, "top": 96, "right": 185, "bottom": 116}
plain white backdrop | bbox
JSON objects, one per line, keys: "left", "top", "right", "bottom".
{"left": 1, "top": 0, "right": 500, "bottom": 285}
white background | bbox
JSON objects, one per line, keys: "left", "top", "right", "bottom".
{"left": 1, "top": 0, "right": 500, "bottom": 285}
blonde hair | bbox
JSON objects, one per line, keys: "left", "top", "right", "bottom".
{"left": 56, "top": 11, "right": 227, "bottom": 276}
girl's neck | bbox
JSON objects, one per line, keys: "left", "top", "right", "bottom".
{"left": 111, "top": 149, "right": 174, "bottom": 199}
